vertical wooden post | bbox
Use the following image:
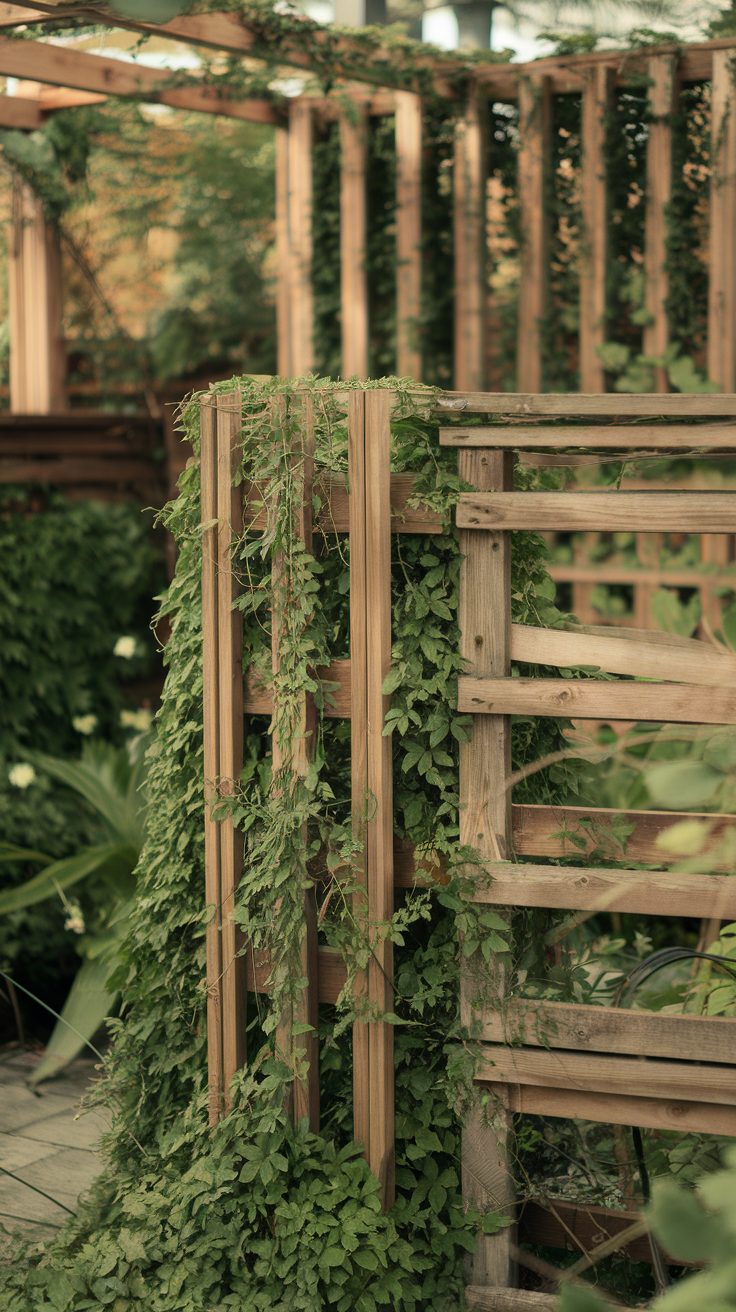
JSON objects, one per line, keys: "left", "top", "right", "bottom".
{"left": 579, "top": 66, "right": 613, "bottom": 393}
{"left": 365, "top": 389, "right": 395, "bottom": 1207}
{"left": 276, "top": 128, "right": 292, "bottom": 377}
{"left": 459, "top": 445, "right": 515, "bottom": 1287}
{"left": 202, "top": 397, "right": 224, "bottom": 1126}
{"left": 8, "top": 178, "right": 65, "bottom": 413}
{"left": 340, "top": 110, "right": 369, "bottom": 378}
{"left": 395, "top": 92, "right": 422, "bottom": 380}
{"left": 348, "top": 389, "right": 371, "bottom": 1160}
{"left": 517, "top": 76, "right": 552, "bottom": 394}
{"left": 643, "top": 56, "right": 677, "bottom": 393}
{"left": 272, "top": 394, "right": 320, "bottom": 1131}
{"left": 454, "top": 90, "right": 487, "bottom": 391}
{"left": 708, "top": 50, "right": 736, "bottom": 391}
{"left": 215, "top": 390, "right": 247, "bottom": 1104}
{"left": 288, "top": 101, "right": 314, "bottom": 376}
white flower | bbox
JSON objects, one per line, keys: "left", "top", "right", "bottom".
{"left": 120, "top": 708, "right": 152, "bottom": 733}
{"left": 72, "top": 714, "right": 97, "bottom": 736}
{"left": 8, "top": 763, "right": 36, "bottom": 790}
{"left": 114, "top": 636, "right": 137, "bottom": 660}
{"left": 63, "top": 902, "right": 85, "bottom": 935}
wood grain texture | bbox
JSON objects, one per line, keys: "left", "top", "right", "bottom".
{"left": 579, "top": 66, "right": 613, "bottom": 392}
{"left": 439, "top": 422, "right": 736, "bottom": 449}
{"left": 502, "top": 1081, "right": 736, "bottom": 1137}
{"left": 643, "top": 56, "right": 676, "bottom": 392}
{"left": 478, "top": 1045, "right": 736, "bottom": 1105}
{"left": 0, "top": 93, "right": 41, "bottom": 129}
{"left": 457, "top": 490, "right": 736, "bottom": 532}
{"left": 459, "top": 444, "right": 515, "bottom": 1287}
{"left": 466, "top": 1290, "right": 557, "bottom": 1312}
{"left": 481, "top": 999, "right": 736, "bottom": 1064}
{"left": 436, "top": 392, "right": 736, "bottom": 415}
{"left": 708, "top": 49, "right": 736, "bottom": 391}
{"left": 512, "top": 802, "right": 736, "bottom": 866}
{"left": 459, "top": 676, "right": 736, "bottom": 724}
{"left": 510, "top": 622, "right": 736, "bottom": 686}
{"left": 453, "top": 91, "right": 487, "bottom": 391}
{"left": 8, "top": 179, "right": 64, "bottom": 413}
{"left": 275, "top": 129, "right": 291, "bottom": 377}
{"left": 365, "top": 390, "right": 395, "bottom": 1209}
{"left": 246, "top": 944, "right": 346, "bottom": 1003}
{"left": 517, "top": 76, "right": 552, "bottom": 393}
{"left": 201, "top": 399, "right": 224, "bottom": 1127}
{"left": 245, "top": 659, "right": 351, "bottom": 717}
{"left": 340, "top": 110, "right": 368, "bottom": 379}
{"left": 215, "top": 392, "right": 247, "bottom": 1104}
{"left": 287, "top": 101, "right": 314, "bottom": 375}
{"left": 245, "top": 472, "right": 443, "bottom": 534}
{"left": 395, "top": 92, "right": 422, "bottom": 380}
{"left": 475, "top": 859, "right": 736, "bottom": 919}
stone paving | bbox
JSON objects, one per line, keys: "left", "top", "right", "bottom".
{"left": 0, "top": 1047, "right": 108, "bottom": 1243}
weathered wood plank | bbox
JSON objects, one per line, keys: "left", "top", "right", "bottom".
{"left": 459, "top": 676, "right": 736, "bottom": 724}
{"left": 244, "top": 659, "right": 351, "bottom": 717}
{"left": 579, "top": 66, "right": 613, "bottom": 392}
{"left": 511, "top": 802, "right": 736, "bottom": 866}
{"left": 436, "top": 392, "right": 736, "bottom": 415}
{"left": 481, "top": 999, "right": 736, "bottom": 1065}
{"left": 503, "top": 1081, "right": 736, "bottom": 1137}
{"left": 395, "top": 92, "right": 422, "bottom": 380}
{"left": 246, "top": 944, "right": 346, "bottom": 1004}
{"left": 510, "top": 622, "right": 736, "bottom": 686}
{"left": 215, "top": 391, "right": 247, "bottom": 1105}
{"left": 457, "top": 490, "right": 736, "bottom": 532}
{"left": 547, "top": 563, "right": 736, "bottom": 588}
{"left": 244, "top": 471, "right": 443, "bottom": 534}
{"left": 466, "top": 1290, "right": 557, "bottom": 1312}
{"left": 459, "top": 442, "right": 515, "bottom": 1287}
{"left": 340, "top": 109, "right": 368, "bottom": 378}
{"left": 476, "top": 859, "right": 736, "bottom": 919}
{"left": 643, "top": 55, "right": 676, "bottom": 392}
{"left": 453, "top": 90, "right": 486, "bottom": 391}
{"left": 517, "top": 76, "right": 551, "bottom": 392}
{"left": 439, "top": 422, "right": 736, "bottom": 449}
{"left": 365, "top": 390, "right": 395, "bottom": 1209}
{"left": 478, "top": 1045, "right": 736, "bottom": 1105}
{"left": 708, "top": 49, "right": 736, "bottom": 391}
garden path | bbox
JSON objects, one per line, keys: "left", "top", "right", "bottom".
{"left": 0, "top": 1048, "right": 108, "bottom": 1244}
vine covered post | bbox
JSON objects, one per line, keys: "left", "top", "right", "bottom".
{"left": 643, "top": 54, "right": 677, "bottom": 393}
{"left": 271, "top": 392, "right": 320, "bottom": 1130}
{"left": 458, "top": 442, "right": 516, "bottom": 1288}
{"left": 517, "top": 75, "right": 551, "bottom": 393}
{"left": 579, "top": 65, "right": 613, "bottom": 393}
{"left": 453, "top": 88, "right": 487, "bottom": 392}
{"left": 395, "top": 91, "right": 422, "bottom": 380}
{"left": 339, "top": 109, "right": 369, "bottom": 378}
{"left": 708, "top": 49, "right": 736, "bottom": 391}
{"left": 215, "top": 389, "right": 247, "bottom": 1105}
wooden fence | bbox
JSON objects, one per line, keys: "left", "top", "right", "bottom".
{"left": 202, "top": 385, "right": 736, "bottom": 1306}
{"left": 0, "top": 411, "right": 164, "bottom": 501}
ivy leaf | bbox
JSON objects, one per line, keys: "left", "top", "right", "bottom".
{"left": 108, "top": 0, "right": 194, "bottom": 19}
{"left": 645, "top": 761, "right": 721, "bottom": 809}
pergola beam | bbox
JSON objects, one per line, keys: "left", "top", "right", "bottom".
{"left": 0, "top": 33, "right": 283, "bottom": 124}
{"left": 0, "top": 92, "right": 42, "bottom": 127}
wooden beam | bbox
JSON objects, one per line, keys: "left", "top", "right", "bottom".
{"left": 643, "top": 55, "right": 677, "bottom": 391}
{"left": 287, "top": 100, "right": 314, "bottom": 375}
{"left": 246, "top": 471, "right": 443, "bottom": 534}
{"left": 503, "top": 1082, "right": 736, "bottom": 1137}
{"left": 708, "top": 49, "right": 736, "bottom": 391}
{"left": 8, "top": 178, "right": 65, "bottom": 413}
{"left": 511, "top": 801, "right": 736, "bottom": 867}
{"left": 466, "top": 1290, "right": 557, "bottom": 1312}
{"left": 511, "top": 621, "right": 736, "bottom": 687}
{"left": 0, "top": 93, "right": 41, "bottom": 127}
{"left": 439, "top": 422, "right": 736, "bottom": 448}
{"left": 0, "top": 34, "right": 281, "bottom": 123}
{"left": 395, "top": 92, "right": 422, "bottom": 380}
{"left": 457, "top": 490, "right": 736, "bottom": 532}
{"left": 516, "top": 75, "right": 551, "bottom": 392}
{"left": 453, "top": 89, "right": 486, "bottom": 391}
{"left": 478, "top": 860, "right": 736, "bottom": 920}
{"left": 436, "top": 391, "right": 736, "bottom": 415}
{"left": 339, "top": 108, "right": 368, "bottom": 378}
{"left": 459, "top": 441, "right": 515, "bottom": 1287}
{"left": 579, "top": 66, "right": 613, "bottom": 391}
{"left": 459, "top": 676, "right": 736, "bottom": 725}
{"left": 478, "top": 1044, "right": 736, "bottom": 1105}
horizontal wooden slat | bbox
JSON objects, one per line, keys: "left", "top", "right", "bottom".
{"left": 245, "top": 473, "right": 443, "bottom": 534}
{"left": 440, "top": 422, "right": 736, "bottom": 449}
{"left": 478, "top": 1045, "right": 736, "bottom": 1105}
{"left": 499, "top": 1081, "right": 736, "bottom": 1138}
{"left": 245, "top": 660, "right": 351, "bottom": 718}
{"left": 246, "top": 945, "right": 346, "bottom": 1004}
{"left": 437, "top": 392, "right": 736, "bottom": 416}
{"left": 511, "top": 622, "right": 736, "bottom": 687}
{"left": 548, "top": 564, "right": 736, "bottom": 588}
{"left": 459, "top": 676, "right": 736, "bottom": 724}
{"left": 0, "top": 457, "right": 159, "bottom": 485}
{"left": 481, "top": 999, "right": 736, "bottom": 1064}
{"left": 466, "top": 1291, "right": 557, "bottom": 1312}
{"left": 519, "top": 1200, "right": 684, "bottom": 1269}
{"left": 0, "top": 434, "right": 151, "bottom": 456}
{"left": 511, "top": 802, "right": 736, "bottom": 866}
{"left": 475, "top": 859, "right": 736, "bottom": 918}
{"left": 457, "top": 491, "right": 736, "bottom": 533}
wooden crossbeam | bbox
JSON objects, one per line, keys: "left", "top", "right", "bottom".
{"left": 512, "top": 801, "right": 736, "bottom": 866}
{"left": 478, "top": 1045, "right": 736, "bottom": 1106}
{"left": 0, "top": 33, "right": 281, "bottom": 123}
{"left": 436, "top": 392, "right": 736, "bottom": 415}
{"left": 439, "top": 422, "right": 736, "bottom": 448}
{"left": 459, "top": 676, "right": 736, "bottom": 724}
{"left": 511, "top": 622, "right": 736, "bottom": 686}
{"left": 457, "top": 490, "right": 736, "bottom": 532}
{"left": 501, "top": 1083, "right": 736, "bottom": 1138}
{"left": 0, "top": 93, "right": 42, "bottom": 127}
{"left": 477, "top": 859, "right": 736, "bottom": 919}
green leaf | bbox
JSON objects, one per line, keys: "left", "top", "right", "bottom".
{"left": 29, "top": 954, "right": 118, "bottom": 1085}
{"left": 648, "top": 1181, "right": 720, "bottom": 1263}
{"left": 645, "top": 761, "right": 722, "bottom": 810}
{"left": 557, "top": 1286, "right": 611, "bottom": 1312}
{"left": 108, "top": 0, "right": 193, "bottom": 19}
{"left": 0, "top": 842, "right": 53, "bottom": 865}
{"left": 0, "top": 843, "right": 134, "bottom": 914}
